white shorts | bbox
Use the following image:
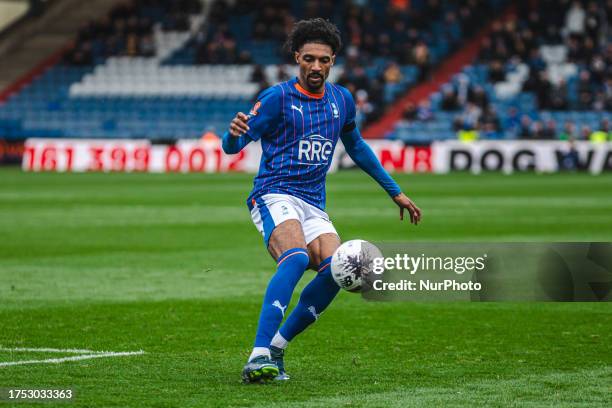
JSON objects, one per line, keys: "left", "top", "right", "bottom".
{"left": 249, "top": 193, "right": 338, "bottom": 246}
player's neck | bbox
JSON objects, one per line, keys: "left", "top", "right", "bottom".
{"left": 296, "top": 77, "right": 325, "bottom": 97}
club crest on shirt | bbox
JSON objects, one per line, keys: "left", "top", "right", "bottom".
{"left": 330, "top": 102, "right": 339, "bottom": 118}
{"left": 249, "top": 101, "right": 262, "bottom": 116}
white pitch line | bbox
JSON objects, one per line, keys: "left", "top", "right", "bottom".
{"left": 0, "top": 350, "right": 145, "bottom": 367}
{"left": 0, "top": 346, "right": 97, "bottom": 354}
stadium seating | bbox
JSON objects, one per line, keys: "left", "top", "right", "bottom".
{"left": 389, "top": 1, "right": 611, "bottom": 143}
{"left": 0, "top": 0, "right": 540, "bottom": 141}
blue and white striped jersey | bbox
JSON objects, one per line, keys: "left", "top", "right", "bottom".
{"left": 244, "top": 77, "right": 356, "bottom": 210}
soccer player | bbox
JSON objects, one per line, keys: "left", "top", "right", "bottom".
{"left": 222, "top": 18, "right": 422, "bottom": 383}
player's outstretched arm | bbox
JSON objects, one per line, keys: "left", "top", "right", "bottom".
{"left": 222, "top": 112, "right": 252, "bottom": 154}
{"left": 341, "top": 128, "right": 422, "bottom": 225}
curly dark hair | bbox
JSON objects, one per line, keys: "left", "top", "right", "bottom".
{"left": 285, "top": 18, "right": 342, "bottom": 55}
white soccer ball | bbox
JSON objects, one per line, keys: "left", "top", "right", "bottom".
{"left": 331, "top": 240, "right": 382, "bottom": 292}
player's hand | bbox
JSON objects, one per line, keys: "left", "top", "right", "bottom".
{"left": 229, "top": 112, "right": 250, "bottom": 137}
{"left": 392, "top": 193, "right": 422, "bottom": 225}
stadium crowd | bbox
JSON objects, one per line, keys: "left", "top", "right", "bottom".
{"left": 430, "top": 0, "right": 611, "bottom": 141}
{"left": 191, "top": 0, "right": 507, "bottom": 126}
{"left": 64, "top": 0, "right": 202, "bottom": 65}
{"left": 53, "top": 0, "right": 611, "bottom": 141}
{"left": 334, "top": 0, "right": 500, "bottom": 125}
{"left": 62, "top": 0, "right": 508, "bottom": 128}
{"left": 480, "top": 0, "right": 612, "bottom": 112}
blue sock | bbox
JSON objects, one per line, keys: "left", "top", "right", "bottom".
{"left": 278, "top": 256, "right": 340, "bottom": 343}
{"left": 253, "top": 248, "right": 310, "bottom": 348}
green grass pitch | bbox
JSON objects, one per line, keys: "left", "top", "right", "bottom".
{"left": 0, "top": 168, "right": 611, "bottom": 407}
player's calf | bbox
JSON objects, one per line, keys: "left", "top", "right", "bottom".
{"left": 268, "top": 256, "right": 340, "bottom": 377}
{"left": 244, "top": 246, "right": 309, "bottom": 382}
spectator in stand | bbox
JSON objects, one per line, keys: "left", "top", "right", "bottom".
{"left": 577, "top": 70, "right": 595, "bottom": 110}
{"left": 403, "top": 101, "right": 418, "bottom": 121}
{"left": 481, "top": 106, "right": 500, "bottom": 129}
{"left": 277, "top": 65, "right": 290, "bottom": 82}
{"left": 582, "top": 36, "right": 596, "bottom": 62}
{"left": 455, "top": 73, "right": 470, "bottom": 105}
{"left": 481, "top": 122, "right": 499, "bottom": 139}
{"left": 590, "top": 119, "right": 611, "bottom": 143}
{"left": 440, "top": 10, "right": 462, "bottom": 47}
{"left": 377, "top": 32, "right": 392, "bottom": 58}
{"left": 480, "top": 106, "right": 501, "bottom": 139}
{"left": 383, "top": 62, "right": 403, "bottom": 84}
{"left": 593, "top": 91, "right": 608, "bottom": 111}
{"left": 518, "top": 115, "right": 533, "bottom": 139}
{"left": 503, "top": 107, "right": 521, "bottom": 136}
{"left": 416, "top": 100, "right": 434, "bottom": 121}
{"left": 348, "top": 66, "right": 371, "bottom": 92}
{"left": 383, "top": 62, "right": 403, "bottom": 102}
{"left": 518, "top": 28, "right": 536, "bottom": 60}
{"left": 478, "top": 37, "right": 494, "bottom": 61}
{"left": 526, "top": 48, "right": 546, "bottom": 73}
{"left": 139, "top": 34, "right": 155, "bottom": 57}
{"left": 399, "top": 99, "right": 433, "bottom": 123}
{"left": 195, "top": 22, "right": 243, "bottom": 64}
{"left": 65, "top": 0, "right": 202, "bottom": 65}
{"left": 354, "top": 89, "right": 374, "bottom": 128}
{"left": 340, "top": 51, "right": 388, "bottom": 118}
{"left": 488, "top": 60, "right": 505, "bottom": 83}
{"left": 532, "top": 121, "right": 547, "bottom": 139}
{"left": 452, "top": 116, "right": 463, "bottom": 132}
{"left": 564, "top": 1, "right": 585, "bottom": 37}
{"left": 602, "top": 119, "right": 611, "bottom": 139}
{"left": 254, "top": 77, "right": 271, "bottom": 102}
{"left": 566, "top": 36, "right": 585, "bottom": 63}
{"left": 457, "top": 1, "right": 482, "bottom": 37}
{"left": 389, "top": 20, "right": 409, "bottom": 58}
{"left": 236, "top": 50, "right": 253, "bottom": 64}
{"left": 550, "top": 79, "right": 569, "bottom": 110}
{"left": 542, "top": 120, "right": 557, "bottom": 139}
{"left": 523, "top": 70, "right": 552, "bottom": 109}
{"left": 606, "top": 42, "right": 612, "bottom": 63}
{"left": 542, "top": 23, "right": 563, "bottom": 44}
{"left": 559, "top": 121, "right": 577, "bottom": 140}
{"left": 468, "top": 85, "right": 489, "bottom": 111}
{"left": 250, "top": 63, "right": 270, "bottom": 100}
{"left": 440, "top": 84, "right": 460, "bottom": 110}
{"left": 250, "top": 65, "right": 265, "bottom": 83}
{"left": 580, "top": 125, "right": 592, "bottom": 140}
{"left": 459, "top": 102, "right": 482, "bottom": 131}
{"left": 590, "top": 54, "right": 606, "bottom": 84}
{"left": 472, "top": 0, "right": 609, "bottom": 138}
{"left": 209, "top": 0, "right": 231, "bottom": 23}
{"left": 65, "top": 42, "right": 93, "bottom": 66}
{"left": 252, "top": 4, "right": 291, "bottom": 41}
{"left": 584, "top": 1, "right": 603, "bottom": 45}
{"left": 605, "top": 77, "right": 612, "bottom": 110}
{"left": 413, "top": 40, "right": 430, "bottom": 82}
